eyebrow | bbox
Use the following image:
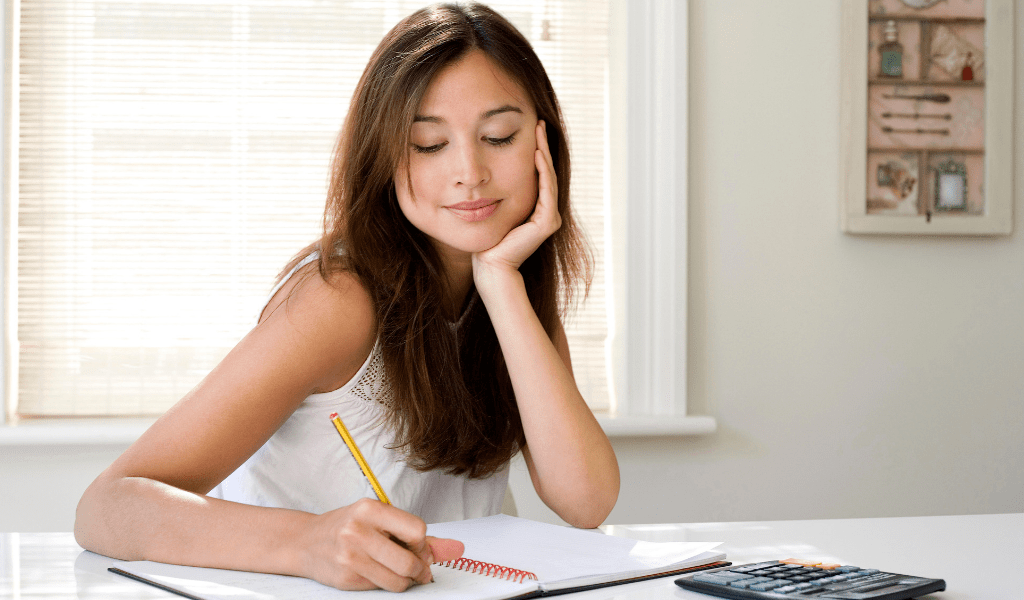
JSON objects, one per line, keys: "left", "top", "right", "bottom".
{"left": 413, "top": 104, "right": 523, "bottom": 124}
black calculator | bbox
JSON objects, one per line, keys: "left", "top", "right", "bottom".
{"left": 675, "top": 559, "right": 945, "bottom": 600}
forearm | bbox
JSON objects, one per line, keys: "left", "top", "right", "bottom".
{"left": 75, "top": 473, "right": 311, "bottom": 576}
{"left": 476, "top": 271, "right": 619, "bottom": 527}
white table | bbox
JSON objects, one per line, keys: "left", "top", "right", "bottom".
{"left": 1, "top": 513, "right": 1020, "bottom": 599}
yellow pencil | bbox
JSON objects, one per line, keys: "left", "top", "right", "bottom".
{"left": 329, "top": 412, "right": 391, "bottom": 505}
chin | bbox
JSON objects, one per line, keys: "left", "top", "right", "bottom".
{"left": 440, "top": 231, "right": 510, "bottom": 256}
{"left": 462, "top": 238, "right": 506, "bottom": 254}
{"left": 469, "top": 220, "right": 523, "bottom": 245}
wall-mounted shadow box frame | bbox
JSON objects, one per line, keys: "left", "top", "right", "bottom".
{"left": 840, "top": 0, "right": 1014, "bottom": 235}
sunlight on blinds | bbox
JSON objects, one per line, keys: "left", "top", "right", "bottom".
{"left": 14, "top": 0, "right": 609, "bottom": 416}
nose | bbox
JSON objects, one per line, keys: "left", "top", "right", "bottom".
{"left": 454, "top": 142, "right": 489, "bottom": 188}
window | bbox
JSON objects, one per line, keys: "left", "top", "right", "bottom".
{"left": 3, "top": 0, "right": 620, "bottom": 418}
{"left": 4, "top": 1, "right": 692, "bottom": 424}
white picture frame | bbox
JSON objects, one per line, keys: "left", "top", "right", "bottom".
{"left": 840, "top": 0, "right": 1014, "bottom": 235}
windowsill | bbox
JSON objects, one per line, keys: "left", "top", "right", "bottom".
{"left": 0, "top": 413, "right": 716, "bottom": 446}
{"left": 0, "top": 418, "right": 157, "bottom": 446}
{"left": 594, "top": 413, "right": 717, "bottom": 437}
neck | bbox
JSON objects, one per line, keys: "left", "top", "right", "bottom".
{"left": 440, "top": 251, "right": 475, "bottom": 321}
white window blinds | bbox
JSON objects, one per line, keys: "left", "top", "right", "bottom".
{"left": 11, "top": 0, "right": 609, "bottom": 417}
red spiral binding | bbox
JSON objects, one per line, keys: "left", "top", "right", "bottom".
{"left": 436, "top": 557, "right": 539, "bottom": 583}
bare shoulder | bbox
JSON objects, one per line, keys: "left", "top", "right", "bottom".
{"left": 257, "top": 263, "right": 377, "bottom": 393}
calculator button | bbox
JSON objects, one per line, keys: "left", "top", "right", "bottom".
{"left": 692, "top": 574, "right": 727, "bottom": 584}
{"left": 750, "top": 580, "right": 788, "bottom": 591}
{"left": 692, "top": 573, "right": 744, "bottom": 585}
{"left": 774, "top": 586, "right": 798, "bottom": 594}
{"left": 740, "top": 562, "right": 780, "bottom": 571}
{"left": 853, "top": 572, "right": 896, "bottom": 587}
{"left": 730, "top": 577, "right": 773, "bottom": 589}
{"left": 731, "top": 565, "right": 762, "bottom": 573}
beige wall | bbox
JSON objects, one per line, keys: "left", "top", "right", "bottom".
{"left": 2, "top": 1, "right": 1022, "bottom": 532}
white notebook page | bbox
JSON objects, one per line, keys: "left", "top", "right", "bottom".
{"left": 110, "top": 514, "right": 721, "bottom": 599}
{"left": 429, "top": 514, "right": 721, "bottom": 589}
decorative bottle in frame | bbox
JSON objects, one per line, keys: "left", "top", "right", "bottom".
{"left": 878, "top": 20, "right": 903, "bottom": 78}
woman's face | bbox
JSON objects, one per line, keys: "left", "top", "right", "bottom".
{"left": 395, "top": 50, "right": 539, "bottom": 265}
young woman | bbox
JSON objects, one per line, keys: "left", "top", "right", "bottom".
{"left": 75, "top": 2, "right": 619, "bottom": 592}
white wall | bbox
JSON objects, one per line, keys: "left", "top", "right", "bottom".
{"left": 1, "top": 444, "right": 122, "bottom": 531}
{"left": 2, "top": 1, "right": 1022, "bottom": 532}
{"left": 671, "top": 0, "right": 1022, "bottom": 522}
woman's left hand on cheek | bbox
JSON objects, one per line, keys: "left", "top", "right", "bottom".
{"left": 472, "top": 120, "right": 562, "bottom": 278}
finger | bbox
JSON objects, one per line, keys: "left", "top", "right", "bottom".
{"left": 535, "top": 121, "right": 555, "bottom": 186}
{"left": 383, "top": 519, "right": 430, "bottom": 564}
{"left": 353, "top": 500, "right": 433, "bottom": 584}
{"left": 353, "top": 555, "right": 417, "bottom": 592}
{"left": 536, "top": 119, "right": 554, "bottom": 165}
{"left": 535, "top": 149, "right": 555, "bottom": 210}
{"left": 363, "top": 501, "right": 428, "bottom": 553}
{"left": 383, "top": 526, "right": 433, "bottom": 584}
{"left": 362, "top": 530, "right": 432, "bottom": 588}
{"left": 534, "top": 154, "right": 560, "bottom": 234}
{"left": 390, "top": 534, "right": 435, "bottom": 584}
{"left": 534, "top": 121, "right": 557, "bottom": 210}
{"left": 426, "top": 536, "right": 466, "bottom": 563}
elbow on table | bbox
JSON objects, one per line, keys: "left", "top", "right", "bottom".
{"left": 553, "top": 474, "right": 620, "bottom": 529}
{"left": 73, "top": 477, "right": 104, "bottom": 553}
{"left": 73, "top": 472, "right": 136, "bottom": 560}
{"left": 565, "top": 490, "right": 619, "bottom": 529}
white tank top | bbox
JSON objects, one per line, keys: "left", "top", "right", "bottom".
{"left": 209, "top": 254, "right": 508, "bottom": 523}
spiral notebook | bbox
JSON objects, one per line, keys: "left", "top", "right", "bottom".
{"left": 108, "top": 514, "right": 725, "bottom": 599}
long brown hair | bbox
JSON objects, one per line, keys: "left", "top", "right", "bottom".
{"left": 287, "top": 2, "right": 590, "bottom": 478}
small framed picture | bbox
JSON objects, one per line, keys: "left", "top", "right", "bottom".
{"left": 934, "top": 159, "right": 967, "bottom": 211}
{"left": 840, "top": 0, "right": 1013, "bottom": 235}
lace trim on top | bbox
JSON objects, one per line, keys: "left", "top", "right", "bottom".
{"left": 350, "top": 343, "right": 394, "bottom": 408}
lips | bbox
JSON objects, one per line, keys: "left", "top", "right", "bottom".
{"left": 446, "top": 198, "right": 501, "bottom": 222}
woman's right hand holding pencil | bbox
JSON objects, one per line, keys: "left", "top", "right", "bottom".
{"left": 297, "top": 498, "right": 464, "bottom": 592}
